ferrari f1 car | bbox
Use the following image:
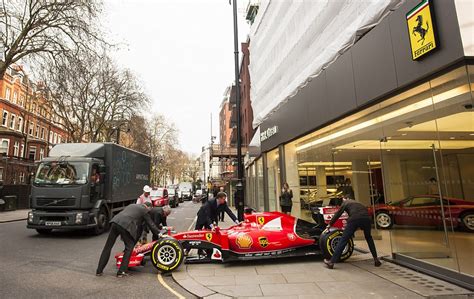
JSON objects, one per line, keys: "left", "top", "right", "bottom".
{"left": 115, "top": 210, "right": 354, "bottom": 273}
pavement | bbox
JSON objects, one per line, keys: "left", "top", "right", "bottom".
{"left": 172, "top": 213, "right": 474, "bottom": 299}
{"left": 0, "top": 209, "right": 28, "bottom": 223}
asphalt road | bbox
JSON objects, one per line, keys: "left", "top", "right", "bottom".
{"left": 0, "top": 200, "right": 200, "bottom": 299}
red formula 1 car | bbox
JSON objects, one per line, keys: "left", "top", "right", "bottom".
{"left": 115, "top": 211, "right": 354, "bottom": 273}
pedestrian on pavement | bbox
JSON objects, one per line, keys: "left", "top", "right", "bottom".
{"left": 323, "top": 197, "right": 381, "bottom": 269}
{"left": 136, "top": 185, "right": 153, "bottom": 205}
{"left": 96, "top": 202, "right": 161, "bottom": 278}
{"left": 280, "top": 182, "right": 293, "bottom": 215}
{"left": 218, "top": 186, "right": 227, "bottom": 221}
{"left": 195, "top": 192, "right": 239, "bottom": 230}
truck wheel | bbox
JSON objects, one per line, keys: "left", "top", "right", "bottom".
{"left": 151, "top": 238, "right": 184, "bottom": 273}
{"left": 93, "top": 208, "right": 110, "bottom": 235}
{"left": 36, "top": 229, "right": 53, "bottom": 235}
{"left": 319, "top": 230, "right": 354, "bottom": 262}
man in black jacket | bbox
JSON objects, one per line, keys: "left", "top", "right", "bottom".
{"left": 96, "top": 202, "right": 161, "bottom": 277}
{"left": 195, "top": 192, "right": 239, "bottom": 230}
{"left": 323, "top": 197, "right": 381, "bottom": 269}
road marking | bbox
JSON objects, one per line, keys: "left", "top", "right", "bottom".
{"left": 187, "top": 216, "right": 197, "bottom": 231}
{"left": 157, "top": 273, "right": 185, "bottom": 299}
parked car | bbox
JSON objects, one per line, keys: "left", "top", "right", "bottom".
{"left": 151, "top": 188, "right": 169, "bottom": 207}
{"left": 367, "top": 195, "right": 474, "bottom": 232}
{"left": 168, "top": 188, "right": 179, "bottom": 208}
{"left": 193, "top": 189, "right": 203, "bottom": 203}
{"left": 179, "top": 182, "right": 193, "bottom": 201}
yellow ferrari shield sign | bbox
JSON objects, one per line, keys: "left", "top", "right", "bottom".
{"left": 406, "top": 0, "right": 437, "bottom": 60}
{"left": 257, "top": 216, "right": 265, "bottom": 225}
{"left": 206, "top": 233, "right": 213, "bottom": 242}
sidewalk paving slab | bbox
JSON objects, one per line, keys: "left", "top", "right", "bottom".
{"left": 0, "top": 209, "right": 28, "bottom": 223}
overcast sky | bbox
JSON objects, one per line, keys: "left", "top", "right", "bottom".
{"left": 102, "top": 0, "right": 250, "bottom": 155}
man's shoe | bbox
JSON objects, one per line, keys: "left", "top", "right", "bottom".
{"left": 374, "top": 259, "right": 382, "bottom": 267}
{"left": 96, "top": 272, "right": 103, "bottom": 277}
{"left": 323, "top": 259, "right": 334, "bottom": 269}
{"left": 116, "top": 271, "right": 131, "bottom": 278}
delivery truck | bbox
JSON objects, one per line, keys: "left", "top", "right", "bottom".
{"left": 27, "top": 143, "right": 151, "bottom": 235}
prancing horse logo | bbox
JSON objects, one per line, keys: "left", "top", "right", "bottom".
{"left": 206, "top": 233, "right": 213, "bottom": 242}
{"left": 412, "top": 15, "right": 429, "bottom": 45}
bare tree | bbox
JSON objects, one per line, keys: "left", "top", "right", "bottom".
{"left": 0, "top": 0, "right": 104, "bottom": 78}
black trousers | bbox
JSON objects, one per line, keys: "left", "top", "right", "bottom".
{"left": 219, "top": 210, "right": 225, "bottom": 221}
{"left": 97, "top": 223, "right": 136, "bottom": 274}
{"left": 195, "top": 220, "right": 211, "bottom": 230}
{"left": 330, "top": 217, "right": 378, "bottom": 263}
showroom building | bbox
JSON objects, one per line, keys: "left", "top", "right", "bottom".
{"left": 245, "top": 0, "right": 473, "bottom": 289}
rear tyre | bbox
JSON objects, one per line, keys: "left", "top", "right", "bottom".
{"left": 375, "top": 211, "right": 393, "bottom": 229}
{"left": 151, "top": 237, "right": 184, "bottom": 273}
{"left": 93, "top": 208, "right": 110, "bottom": 235}
{"left": 459, "top": 212, "right": 474, "bottom": 232}
{"left": 319, "top": 230, "right": 354, "bottom": 262}
{"left": 36, "top": 229, "right": 53, "bottom": 235}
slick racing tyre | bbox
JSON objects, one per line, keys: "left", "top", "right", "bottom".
{"left": 151, "top": 237, "right": 184, "bottom": 273}
{"left": 319, "top": 229, "right": 354, "bottom": 262}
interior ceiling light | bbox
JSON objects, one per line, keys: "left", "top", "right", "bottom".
{"left": 336, "top": 139, "right": 473, "bottom": 150}
{"left": 296, "top": 85, "right": 470, "bottom": 152}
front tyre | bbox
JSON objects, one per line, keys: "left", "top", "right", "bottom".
{"left": 319, "top": 229, "right": 354, "bottom": 262}
{"left": 459, "top": 212, "right": 474, "bottom": 232}
{"left": 375, "top": 211, "right": 393, "bottom": 229}
{"left": 151, "top": 238, "right": 184, "bottom": 273}
{"left": 93, "top": 208, "right": 110, "bottom": 235}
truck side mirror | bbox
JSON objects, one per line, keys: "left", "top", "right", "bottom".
{"left": 98, "top": 165, "right": 106, "bottom": 174}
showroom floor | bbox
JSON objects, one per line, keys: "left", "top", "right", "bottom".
{"left": 354, "top": 228, "right": 474, "bottom": 276}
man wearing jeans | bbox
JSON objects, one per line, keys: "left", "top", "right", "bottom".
{"left": 323, "top": 197, "right": 381, "bottom": 269}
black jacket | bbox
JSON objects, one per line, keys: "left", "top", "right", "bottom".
{"left": 150, "top": 207, "right": 167, "bottom": 228}
{"left": 329, "top": 199, "right": 370, "bottom": 226}
{"left": 280, "top": 190, "right": 293, "bottom": 207}
{"left": 196, "top": 198, "right": 237, "bottom": 227}
{"left": 110, "top": 204, "right": 161, "bottom": 241}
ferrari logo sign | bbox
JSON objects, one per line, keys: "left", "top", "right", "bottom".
{"left": 406, "top": 0, "right": 437, "bottom": 60}
{"left": 236, "top": 233, "right": 253, "bottom": 249}
{"left": 206, "top": 233, "right": 213, "bottom": 242}
{"left": 258, "top": 236, "right": 269, "bottom": 248}
{"left": 257, "top": 216, "right": 265, "bottom": 225}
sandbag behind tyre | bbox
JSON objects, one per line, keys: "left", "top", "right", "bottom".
{"left": 151, "top": 237, "right": 184, "bottom": 273}
{"left": 319, "top": 229, "right": 354, "bottom": 262}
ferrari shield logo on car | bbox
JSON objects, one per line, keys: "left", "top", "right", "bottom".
{"left": 236, "top": 233, "right": 253, "bottom": 249}
{"left": 406, "top": 0, "right": 437, "bottom": 60}
{"left": 205, "top": 233, "right": 213, "bottom": 242}
{"left": 257, "top": 216, "right": 265, "bottom": 225}
{"left": 258, "top": 236, "right": 269, "bottom": 248}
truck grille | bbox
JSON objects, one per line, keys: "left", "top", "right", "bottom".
{"left": 36, "top": 198, "right": 76, "bottom": 207}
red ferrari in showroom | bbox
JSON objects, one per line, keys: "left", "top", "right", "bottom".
{"left": 368, "top": 195, "right": 474, "bottom": 232}
{"left": 115, "top": 211, "right": 354, "bottom": 273}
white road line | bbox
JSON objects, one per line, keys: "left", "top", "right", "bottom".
{"left": 187, "top": 216, "right": 197, "bottom": 231}
{"left": 157, "top": 273, "right": 185, "bottom": 299}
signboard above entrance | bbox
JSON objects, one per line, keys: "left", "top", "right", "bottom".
{"left": 406, "top": 0, "right": 438, "bottom": 60}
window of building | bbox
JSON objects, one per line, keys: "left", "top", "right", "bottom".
{"left": 17, "top": 117, "right": 23, "bottom": 132}
{"left": 32, "top": 102, "right": 36, "bottom": 114}
{"left": 5, "top": 88, "right": 11, "bottom": 101}
{"left": 0, "top": 139, "right": 10, "bottom": 155}
{"left": 9, "top": 114, "right": 15, "bottom": 129}
{"left": 0, "top": 168, "right": 3, "bottom": 181}
{"left": 19, "top": 172, "right": 25, "bottom": 183}
{"left": 2, "top": 111, "right": 8, "bottom": 127}
{"left": 39, "top": 148, "right": 45, "bottom": 160}
{"left": 49, "top": 131, "right": 53, "bottom": 143}
{"left": 19, "top": 96, "right": 25, "bottom": 107}
{"left": 13, "top": 91, "right": 18, "bottom": 104}
{"left": 35, "top": 125, "right": 40, "bottom": 138}
{"left": 40, "top": 127, "right": 45, "bottom": 140}
{"left": 54, "top": 132, "right": 58, "bottom": 144}
{"left": 13, "top": 141, "right": 19, "bottom": 157}
{"left": 28, "top": 122, "right": 34, "bottom": 136}
{"left": 57, "top": 136, "right": 62, "bottom": 144}
{"left": 20, "top": 143, "right": 24, "bottom": 158}
{"left": 28, "top": 146, "right": 36, "bottom": 161}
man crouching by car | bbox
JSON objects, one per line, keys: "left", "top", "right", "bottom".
{"left": 96, "top": 202, "right": 161, "bottom": 278}
{"left": 195, "top": 192, "right": 239, "bottom": 230}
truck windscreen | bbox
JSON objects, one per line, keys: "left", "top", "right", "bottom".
{"left": 34, "top": 162, "right": 90, "bottom": 186}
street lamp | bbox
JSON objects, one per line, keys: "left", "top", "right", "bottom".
{"left": 231, "top": 0, "right": 244, "bottom": 221}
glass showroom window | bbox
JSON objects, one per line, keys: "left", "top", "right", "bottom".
{"left": 256, "top": 158, "right": 265, "bottom": 212}
{"left": 266, "top": 148, "right": 280, "bottom": 212}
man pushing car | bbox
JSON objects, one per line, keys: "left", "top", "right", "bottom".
{"left": 323, "top": 197, "right": 381, "bottom": 269}
{"left": 96, "top": 202, "right": 161, "bottom": 277}
{"left": 195, "top": 192, "right": 239, "bottom": 230}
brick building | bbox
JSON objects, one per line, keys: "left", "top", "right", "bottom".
{"left": 0, "top": 65, "right": 68, "bottom": 186}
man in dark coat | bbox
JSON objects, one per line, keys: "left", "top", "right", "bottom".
{"left": 323, "top": 197, "right": 381, "bottom": 269}
{"left": 96, "top": 202, "right": 161, "bottom": 277}
{"left": 195, "top": 192, "right": 239, "bottom": 230}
